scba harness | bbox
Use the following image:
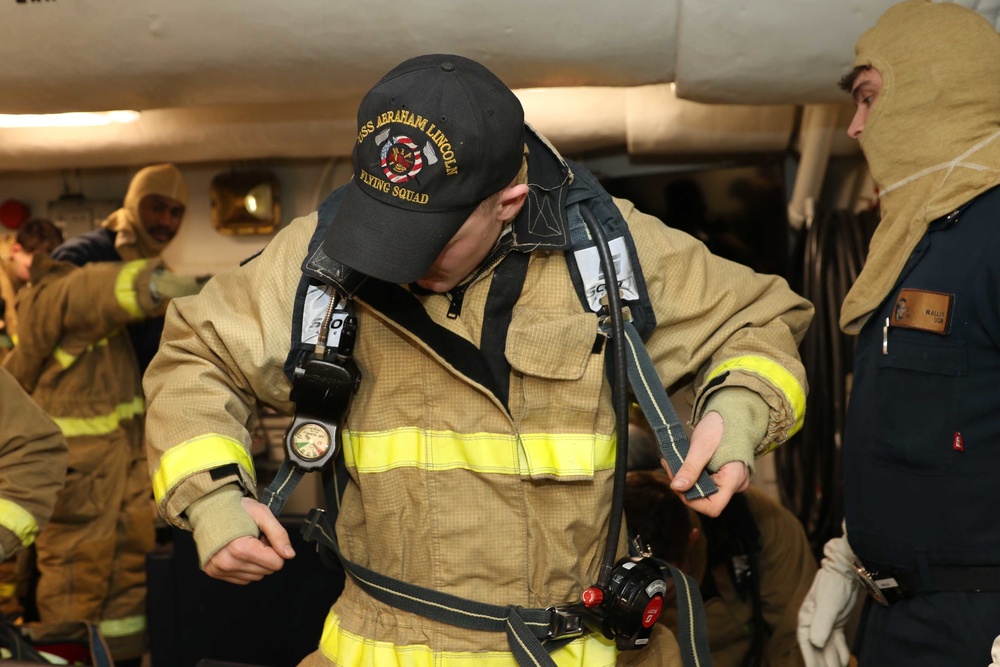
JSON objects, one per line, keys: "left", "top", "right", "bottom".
{"left": 262, "top": 160, "right": 717, "bottom": 667}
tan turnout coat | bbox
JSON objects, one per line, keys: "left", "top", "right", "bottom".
{"left": 4, "top": 254, "right": 164, "bottom": 660}
{"left": 145, "top": 143, "right": 812, "bottom": 666}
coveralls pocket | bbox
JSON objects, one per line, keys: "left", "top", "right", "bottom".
{"left": 873, "top": 338, "right": 966, "bottom": 476}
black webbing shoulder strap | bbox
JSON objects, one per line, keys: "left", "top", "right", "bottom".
{"left": 562, "top": 165, "right": 717, "bottom": 501}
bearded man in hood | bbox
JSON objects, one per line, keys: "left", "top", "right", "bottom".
{"left": 52, "top": 162, "right": 189, "bottom": 374}
{"left": 797, "top": 2, "right": 1000, "bottom": 666}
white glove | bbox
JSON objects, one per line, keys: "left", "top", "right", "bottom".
{"left": 797, "top": 525, "right": 862, "bottom": 667}
{"left": 989, "top": 633, "right": 1000, "bottom": 667}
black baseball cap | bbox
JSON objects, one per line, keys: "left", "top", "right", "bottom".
{"left": 322, "top": 54, "right": 526, "bottom": 284}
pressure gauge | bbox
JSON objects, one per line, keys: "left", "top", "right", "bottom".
{"left": 290, "top": 422, "right": 332, "bottom": 462}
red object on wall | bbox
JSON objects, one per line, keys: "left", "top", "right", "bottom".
{"left": 0, "top": 199, "right": 30, "bottom": 230}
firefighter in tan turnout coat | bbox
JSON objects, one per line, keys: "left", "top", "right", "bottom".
{"left": 4, "top": 249, "right": 201, "bottom": 662}
{"left": 144, "top": 54, "right": 813, "bottom": 667}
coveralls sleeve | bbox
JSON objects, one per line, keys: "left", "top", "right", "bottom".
{"left": 3, "top": 256, "right": 166, "bottom": 393}
{"left": 144, "top": 214, "right": 316, "bottom": 529}
{"left": 622, "top": 198, "right": 813, "bottom": 455}
{"left": 0, "top": 367, "right": 67, "bottom": 559}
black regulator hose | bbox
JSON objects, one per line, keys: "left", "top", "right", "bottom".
{"left": 579, "top": 205, "right": 630, "bottom": 589}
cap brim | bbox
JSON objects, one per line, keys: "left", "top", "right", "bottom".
{"left": 321, "top": 181, "right": 475, "bottom": 284}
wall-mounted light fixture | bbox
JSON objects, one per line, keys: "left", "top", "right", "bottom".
{"left": 210, "top": 170, "right": 280, "bottom": 235}
{"left": 0, "top": 110, "right": 141, "bottom": 129}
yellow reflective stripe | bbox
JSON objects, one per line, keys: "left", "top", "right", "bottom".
{"left": 114, "top": 259, "right": 150, "bottom": 318}
{"left": 319, "top": 610, "right": 617, "bottom": 666}
{"left": 706, "top": 354, "right": 806, "bottom": 436}
{"left": 153, "top": 434, "right": 256, "bottom": 504}
{"left": 99, "top": 615, "right": 146, "bottom": 638}
{"left": 342, "top": 428, "right": 616, "bottom": 477}
{"left": 53, "top": 346, "right": 77, "bottom": 369}
{"left": 52, "top": 336, "right": 114, "bottom": 370}
{"left": 0, "top": 498, "right": 39, "bottom": 547}
{"left": 0, "top": 583, "right": 15, "bottom": 598}
{"left": 52, "top": 396, "right": 144, "bottom": 438}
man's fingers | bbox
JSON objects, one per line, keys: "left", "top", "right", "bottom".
{"left": 201, "top": 500, "right": 299, "bottom": 586}
{"left": 204, "top": 535, "right": 286, "bottom": 584}
{"left": 242, "top": 497, "right": 296, "bottom": 559}
{"left": 713, "top": 460, "right": 750, "bottom": 493}
{"left": 682, "top": 488, "right": 734, "bottom": 518}
{"left": 677, "top": 461, "right": 748, "bottom": 517}
{"left": 668, "top": 411, "right": 723, "bottom": 492}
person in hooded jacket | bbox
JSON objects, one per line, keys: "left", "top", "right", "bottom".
{"left": 796, "top": 2, "right": 1000, "bottom": 666}
{"left": 52, "top": 162, "right": 189, "bottom": 375}
{"left": 143, "top": 54, "right": 813, "bottom": 667}
{"left": 4, "top": 219, "right": 203, "bottom": 665}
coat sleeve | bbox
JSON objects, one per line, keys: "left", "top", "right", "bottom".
{"left": 0, "top": 367, "right": 67, "bottom": 559}
{"left": 143, "top": 215, "right": 316, "bottom": 528}
{"left": 623, "top": 198, "right": 813, "bottom": 454}
{"left": 3, "top": 256, "right": 165, "bottom": 392}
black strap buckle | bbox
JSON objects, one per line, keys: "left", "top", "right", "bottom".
{"left": 545, "top": 606, "right": 585, "bottom": 640}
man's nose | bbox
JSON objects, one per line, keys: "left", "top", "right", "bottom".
{"left": 847, "top": 108, "right": 865, "bottom": 139}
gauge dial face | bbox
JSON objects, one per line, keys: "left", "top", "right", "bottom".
{"left": 291, "top": 422, "right": 331, "bottom": 461}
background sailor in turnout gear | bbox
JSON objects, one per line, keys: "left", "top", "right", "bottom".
{"left": 0, "top": 218, "right": 63, "bottom": 620}
{"left": 4, "top": 217, "right": 204, "bottom": 665}
{"left": 796, "top": 2, "right": 1000, "bottom": 666}
{"left": 625, "top": 467, "right": 816, "bottom": 667}
{"left": 144, "top": 54, "right": 813, "bottom": 667}
{"left": 0, "top": 367, "right": 67, "bottom": 569}
{"left": 51, "top": 162, "right": 193, "bottom": 376}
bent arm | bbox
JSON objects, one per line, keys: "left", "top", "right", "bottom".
{"left": 626, "top": 199, "right": 812, "bottom": 458}
{"left": 144, "top": 214, "right": 315, "bottom": 530}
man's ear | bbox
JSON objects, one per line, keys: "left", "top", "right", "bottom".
{"left": 497, "top": 183, "right": 529, "bottom": 222}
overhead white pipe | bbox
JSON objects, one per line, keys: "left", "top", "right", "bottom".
{"left": 787, "top": 104, "right": 841, "bottom": 230}
{"left": 0, "top": 86, "right": 800, "bottom": 172}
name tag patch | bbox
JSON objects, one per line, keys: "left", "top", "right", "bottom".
{"left": 891, "top": 289, "right": 953, "bottom": 335}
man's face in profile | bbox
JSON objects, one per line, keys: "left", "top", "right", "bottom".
{"left": 138, "top": 193, "right": 186, "bottom": 244}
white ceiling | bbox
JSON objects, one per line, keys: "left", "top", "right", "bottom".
{"left": 1, "top": 0, "right": 997, "bottom": 170}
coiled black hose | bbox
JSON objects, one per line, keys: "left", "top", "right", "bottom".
{"left": 777, "top": 205, "right": 879, "bottom": 557}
